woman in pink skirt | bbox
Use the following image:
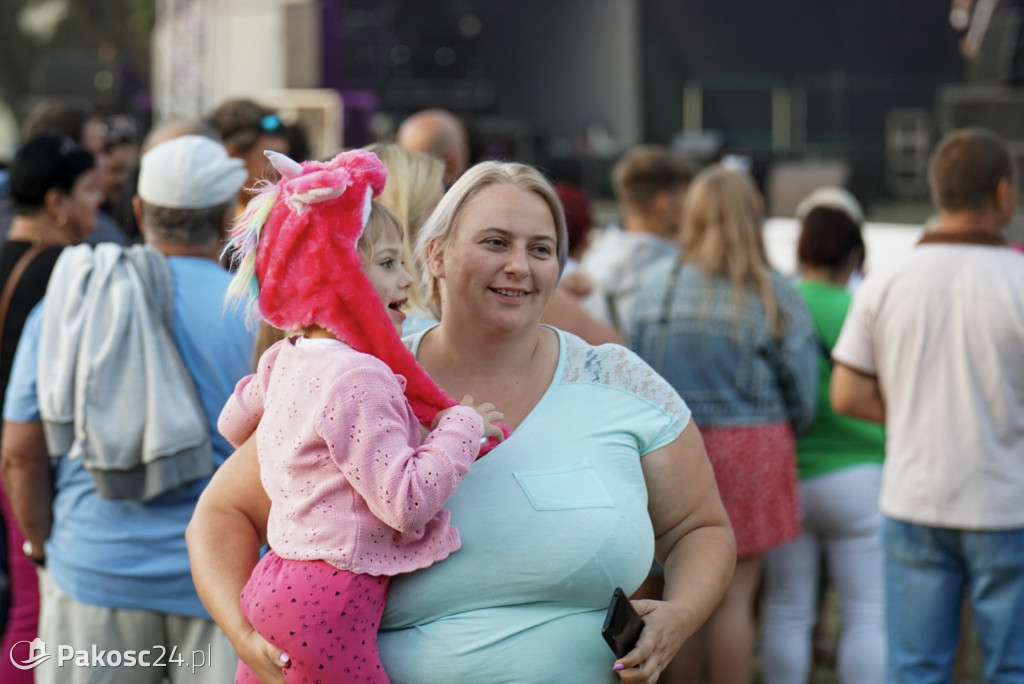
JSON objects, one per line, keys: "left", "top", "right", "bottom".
{"left": 627, "top": 164, "right": 818, "bottom": 683}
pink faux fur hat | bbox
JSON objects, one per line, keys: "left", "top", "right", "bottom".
{"left": 226, "top": 148, "right": 503, "bottom": 453}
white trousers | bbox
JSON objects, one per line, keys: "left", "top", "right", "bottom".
{"left": 761, "top": 464, "right": 886, "bottom": 684}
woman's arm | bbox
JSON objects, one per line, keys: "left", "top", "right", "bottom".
{"left": 615, "top": 420, "right": 736, "bottom": 684}
{"left": 186, "top": 434, "right": 288, "bottom": 683}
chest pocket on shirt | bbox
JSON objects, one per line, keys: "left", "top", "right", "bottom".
{"left": 513, "top": 463, "right": 615, "bottom": 511}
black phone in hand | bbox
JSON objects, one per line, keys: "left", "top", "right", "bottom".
{"left": 601, "top": 587, "right": 643, "bottom": 658}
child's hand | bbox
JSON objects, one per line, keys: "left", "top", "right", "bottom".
{"left": 460, "top": 394, "right": 505, "bottom": 442}
{"left": 431, "top": 395, "right": 504, "bottom": 441}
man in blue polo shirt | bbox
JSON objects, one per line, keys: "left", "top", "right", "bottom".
{"left": 1, "top": 134, "right": 254, "bottom": 683}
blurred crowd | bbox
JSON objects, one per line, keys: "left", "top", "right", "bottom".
{"left": 0, "top": 94, "right": 1020, "bottom": 684}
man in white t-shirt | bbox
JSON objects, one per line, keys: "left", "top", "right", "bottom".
{"left": 831, "top": 127, "right": 1024, "bottom": 683}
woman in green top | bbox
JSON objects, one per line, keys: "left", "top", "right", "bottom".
{"left": 760, "top": 190, "right": 886, "bottom": 684}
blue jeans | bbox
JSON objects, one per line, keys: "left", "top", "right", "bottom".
{"left": 883, "top": 518, "right": 1024, "bottom": 684}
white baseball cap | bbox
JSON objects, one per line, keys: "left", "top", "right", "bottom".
{"left": 795, "top": 187, "right": 864, "bottom": 226}
{"left": 138, "top": 135, "right": 247, "bottom": 209}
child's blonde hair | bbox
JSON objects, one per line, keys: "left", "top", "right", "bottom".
{"left": 364, "top": 143, "right": 444, "bottom": 317}
{"left": 358, "top": 201, "right": 404, "bottom": 261}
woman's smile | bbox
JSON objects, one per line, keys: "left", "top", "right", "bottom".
{"left": 435, "top": 183, "right": 559, "bottom": 330}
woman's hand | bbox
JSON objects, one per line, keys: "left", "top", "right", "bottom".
{"left": 611, "top": 599, "right": 687, "bottom": 683}
{"left": 234, "top": 624, "right": 290, "bottom": 684}
{"left": 186, "top": 434, "right": 274, "bottom": 680}
{"left": 616, "top": 421, "right": 735, "bottom": 683}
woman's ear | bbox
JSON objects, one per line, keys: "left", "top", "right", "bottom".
{"left": 427, "top": 239, "right": 445, "bottom": 278}
{"left": 44, "top": 188, "right": 66, "bottom": 219}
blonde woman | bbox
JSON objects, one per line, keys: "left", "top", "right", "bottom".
{"left": 188, "top": 161, "right": 735, "bottom": 684}
{"left": 627, "top": 165, "right": 818, "bottom": 684}
{"left": 365, "top": 142, "right": 445, "bottom": 333}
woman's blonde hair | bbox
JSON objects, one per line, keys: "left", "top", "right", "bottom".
{"left": 364, "top": 143, "right": 444, "bottom": 317}
{"left": 414, "top": 161, "right": 568, "bottom": 318}
{"left": 681, "top": 164, "right": 784, "bottom": 338}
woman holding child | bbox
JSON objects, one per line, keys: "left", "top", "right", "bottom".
{"left": 187, "top": 160, "right": 735, "bottom": 684}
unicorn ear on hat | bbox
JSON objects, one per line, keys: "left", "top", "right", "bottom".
{"left": 265, "top": 150, "right": 303, "bottom": 178}
{"left": 267, "top": 149, "right": 355, "bottom": 214}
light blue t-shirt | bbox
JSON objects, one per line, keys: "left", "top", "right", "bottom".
{"left": 4, "top": 256, "right": 253, "bottom": 617}
{"left": 378, "top": 327, "right": 691, "bottom": 683}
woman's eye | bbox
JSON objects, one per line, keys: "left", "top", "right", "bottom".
{"left": 484, "top": 238, "right": 505, "bottom": 247}
{"left": 532, "top": 245, "right": 552, "bottom": 256}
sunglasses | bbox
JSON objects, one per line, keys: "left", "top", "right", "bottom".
{"left": 260, "top": 114, "right": 284, "bottom": 135}
{"left": 103, "top": 116, "right": 139, "bottom": 151}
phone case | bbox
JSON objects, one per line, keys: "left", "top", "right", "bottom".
{"left": 601, "top": 586, "right": 644, "bottom": 658}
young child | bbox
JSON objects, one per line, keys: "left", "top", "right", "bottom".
{"left": 217, "top": 149, "right": 503, "bottom": 683}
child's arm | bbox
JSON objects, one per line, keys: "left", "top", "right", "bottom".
{"left": 321, "top": 365, "right": 492, "bottom": 534}
{"left": 218, "top": 374, "right": 264, "bottom": 448}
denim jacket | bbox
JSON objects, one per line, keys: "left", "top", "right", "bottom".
{"left": 626, "top": 260, "right": 818, "bottom": 434}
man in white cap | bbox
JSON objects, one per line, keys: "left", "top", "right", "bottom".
{"left": 1, "top": 135, "right": 254, "bottom": 683}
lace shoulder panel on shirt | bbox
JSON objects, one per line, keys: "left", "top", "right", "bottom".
{"left": 561, "top": 332, "right": 688, "bottom": 420}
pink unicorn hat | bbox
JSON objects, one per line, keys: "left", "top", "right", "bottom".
{"left": 225, "top": 148, "right": 484, "bottom": 443}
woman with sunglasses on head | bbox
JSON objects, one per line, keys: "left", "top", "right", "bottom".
{"left": 206, "top": 99, "right": 290, "bottom": 212}
{"left": 0, "top": 133, "right": 102, "bottom": 684}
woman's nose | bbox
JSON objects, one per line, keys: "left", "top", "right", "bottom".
{"left": 504, "top": 246, "right": 529, "bottom": 277}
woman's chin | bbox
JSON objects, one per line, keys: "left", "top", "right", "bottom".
{"left": 479, "top": 309, "right": 540, "bottom": 335}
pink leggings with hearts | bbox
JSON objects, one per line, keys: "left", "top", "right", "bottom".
{"left": 235, "top": 551, "right": 390, "bottom": 683}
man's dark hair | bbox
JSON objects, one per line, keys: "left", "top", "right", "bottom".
{"left": 9, "top": 134, "right": 95, "bottom": 214}
{"left": 140, "top": 201, "right": 232, "bottom": 246}
{"left": 929, "top": 128, "right": 1017, "bottom": 213}
{"left": 797, "top": 207, "right": 865, "bottom": 270}
{"left": 612, "top": 145, "right": 693, "bottom": 214}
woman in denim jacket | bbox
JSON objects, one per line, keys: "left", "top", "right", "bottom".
{"left": 627, "top": 164, "right": 817, "bottom": 684}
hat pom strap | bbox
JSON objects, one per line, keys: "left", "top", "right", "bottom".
{"left": 224, "top": 184, "right": 281, "bottom": 326}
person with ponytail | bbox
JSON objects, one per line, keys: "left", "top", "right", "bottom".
{"left": 628, "top": 164, "right": 818, "bottom": 684}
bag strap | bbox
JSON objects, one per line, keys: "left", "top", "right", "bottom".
{"left": 0, "top": 242, "right": 53, "bottom": 346}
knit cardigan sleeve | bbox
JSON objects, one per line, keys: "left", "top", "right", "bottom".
{"left": 217, "top": 373, "right": 264, "bottom": 449}
{"left": 318, "top": 362, "right": 484, "bottom": 534}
